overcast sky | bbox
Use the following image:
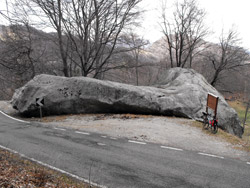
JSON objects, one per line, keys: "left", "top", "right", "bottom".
{"left": 138, "top": 0, "right": 250, "bottom": 50}
{"left": 1, "top": 0, "right": 250, "bottom": 50}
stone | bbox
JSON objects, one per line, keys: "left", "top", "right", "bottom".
{"left": 11, "top": 68, "right": 243, "bottom": 137}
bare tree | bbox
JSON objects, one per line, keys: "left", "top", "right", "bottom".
{"left": 0, "top": 4, "right": 64, "bottom": 98}
{"left": 3, "top": 0, "right": 72, "bottom": 77}
{"left": 119, "top": 32, "right": 149, "bottom": 85}
{"left": 7, "top": 0, "right": 142, "bottom": 78}
{"left": 0, "top": 25, "right": 40, "bottom": 78}
{"left": 160, "top": 0, "right": 208, "bottom": 68}
{"left": 0, "top": 25, "right": 40, "bottom": 98}
{"left": 63, "top": 0, "right": 142, "bottom": 78}
{"left": 204, "top": 28, "right": 250, "bottom": 87}
{"left": 1, "top": 0, "right": 63, "bottom": 75}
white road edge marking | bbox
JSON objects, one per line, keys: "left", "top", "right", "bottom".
{"left": 0, "top": 110, "right": 30, "bottom": 124}
{"left": 128, "top": 140, "right": 146, "bottom": 145}
{"left": 198, "top": 152, "right": 224, "bottom": 159}
{"left": 247, "top": 162, "right": 250, "bottom": 165}
{"left": 97, "top": 143, "right": 106, "bottom": 146}
{"left": 161, "top": 146, "right": 183, "bottom": 151}
{"left": 53, "top": 127, "right": 66, "bottom": 131}
{"left": 101, "top": 136, "right": 107, "bottom": 138}
{"left": 0, "top": 144, "right": 107, "bottom": 188}
{"left": 75, "top": 131, "right": 90, "bottom": 135}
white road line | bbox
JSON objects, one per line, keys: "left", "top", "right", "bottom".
{"left": 110, "top": 137, "right": 118, "bottom": 140}
{"left": 247, "top": 162, "right": 250, "bottom": 165}
{"left": 0, "top": 110, "right": 30, "bottom": 124}
{"left": 75, "top": 131, "right": 90, "bottom": 135}
{"left": 97, "top": 143, "right": 106, "bottom": 146}
{"left": 101, "top": 136, "right": 107, "bottom": 138}
{"left": 128, "top": 140, "right": 146, "bottom": 145}
{"left": 0, "top": 145, "right": 18, "bottom": 154}
{"left": 161, "top": 146, "right": 183, "bottom": 151}
{"left": 0, "top": 144, "right": 107, "bottom": 188}
{"left": 53, "top": 127, "right": 66, "bottom": 131}
{"left": 198, "top": 152, "right": 224, "bottom": 159}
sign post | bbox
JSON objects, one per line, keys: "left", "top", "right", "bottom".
{"left": 39, "top": 106, "right": 42, "bottom": 119}
{"left": 36, "top": 97, "right": 44, "bottom": 119}
{"left": 206, "top": 93, "right": 219, "bottom": 118}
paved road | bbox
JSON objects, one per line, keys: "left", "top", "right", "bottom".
{"left": 0, "top": 111, "right": 250, "bottom": 188}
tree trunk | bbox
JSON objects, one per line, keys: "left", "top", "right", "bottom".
{"left": 135, "top": 54, "right": 139, "bottom": 86}
{"left": 210, "top": 68, "right": 221, "bottom": 86}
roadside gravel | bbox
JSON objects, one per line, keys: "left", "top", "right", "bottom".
{"left": 1, "top": 101, "right": 249, "bottom": 161}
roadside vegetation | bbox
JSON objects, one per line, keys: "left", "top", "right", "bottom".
{"left": 228, "top": 100, "right": 250, "bottom": 147}
{"left": 0, "top": 148, "right": 95, "bottom": 188}
{"left": 192, "top": 99, "right": 250, "bottom": 153}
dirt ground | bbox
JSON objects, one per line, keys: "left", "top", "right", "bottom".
{"left": 1, "top": 101, "right": 249, "bottom": 162}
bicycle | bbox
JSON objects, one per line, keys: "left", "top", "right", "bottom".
{"left": 202, "top": 112, "right": 218, "bottom": 134}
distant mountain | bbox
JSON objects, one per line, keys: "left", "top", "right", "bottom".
{"left": 147, "top": 37, "right": 220, "bottom": 65}
{"left": 146, "top": 37, "right": 167, "bottom": 60}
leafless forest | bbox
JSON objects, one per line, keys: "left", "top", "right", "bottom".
{"left": 0, "top": 0, "right": 249, "bottom": 100}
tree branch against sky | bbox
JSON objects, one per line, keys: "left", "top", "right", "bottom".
{"left": 119, "top": 32, "right": 149, "bottom": 85}
{"left": 204, "top": 28, "right": 249, "bottom": 87}
{"left": 1, "top": 0, "right": 250, "bottom": 50}
{"left": 2, "top": 0, "right": 142, "bottom": 78}
{"left": 160, "top": 0, "right": 209, "bottom": 68}
{"left": 59, "top": 0, "right": 142, "bottom": 78}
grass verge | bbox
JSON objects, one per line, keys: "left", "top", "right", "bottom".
{"left": 0, "top": 148, "right": 95, "bottom": 188}
{"left": 191, "top": 99, "right": 250, "bottom": 153}
{"left": 192, "top": 121, "right": 250, "bottom": 152}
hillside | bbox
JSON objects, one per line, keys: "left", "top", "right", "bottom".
{"left": 146, "top": 37, "right": 250, "bottom": 95}
{"left": 0, "top": 25, "right": 249, "bottom": 100}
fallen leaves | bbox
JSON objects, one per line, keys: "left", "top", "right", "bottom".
{"left": 0, "top": 149, "right": 91, "bottom": 188}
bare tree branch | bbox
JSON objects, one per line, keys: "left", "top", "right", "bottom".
{"left": 160, "top": 0, "right": 209, "bottom": 68}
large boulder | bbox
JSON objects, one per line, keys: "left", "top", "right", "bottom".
{"left": 11, "top": 68, "right": 243, "bottom": 137}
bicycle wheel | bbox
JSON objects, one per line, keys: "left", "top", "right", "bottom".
{"left": 203, "top": 120, "right": 209, "bottom": 130}
{"left": 211, "top": 122, "right": 218, "bottom": 134}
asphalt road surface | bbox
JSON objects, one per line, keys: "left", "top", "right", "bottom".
{"left": 0, "top": 111, "right": 250, "bottom": 188}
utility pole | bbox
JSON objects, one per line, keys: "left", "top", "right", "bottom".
{"left": 243, "top": 97, "right": 250, "bottom": 131}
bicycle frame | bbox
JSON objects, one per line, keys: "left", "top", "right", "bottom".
{"left": 202, "top": 112, "right": 218, "bottom": 133}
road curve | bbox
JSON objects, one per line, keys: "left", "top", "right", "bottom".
{"left": 0, "top": 112, "right": 250, "bottom": 188}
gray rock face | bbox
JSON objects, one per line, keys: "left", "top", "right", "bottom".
{"left": 11, "top": 68, "right": 243, "bottom": 137}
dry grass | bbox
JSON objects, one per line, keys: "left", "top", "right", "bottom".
{"left": 30, "top": 113, "right": 155, "bottom": 123}
{"left": 227, "top": 100, "right": 250, "bottom": 152}
{"left": 190, "top": 101, "right": 250, "bottom": 152}
{"left": 39, "top": 115, "right": 70, "bottom": 123}
{"left": 0, "top": 148, "right": 96, "bottom": 188}
{"left": 192, "top": 121, "right": 250, "bottom": 151}
{"left": 228, "top": 100, "right": 250, "bottom": 132}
